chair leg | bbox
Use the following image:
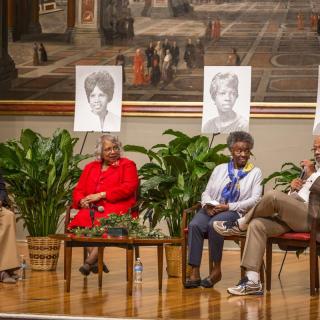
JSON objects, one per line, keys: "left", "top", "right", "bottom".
{"left": 208, "top": 256, "right": 213, "bottom": 275}
{"left": 266, "top": 239, "right": 272, "bottom": 291}
{"left": 126, "top": 247, "right": 129, "bottom": 281}
{"left": 83, "top": 247, "right": 88, "bottom": 263}
{"left": 310, "top": 243, "right": 317, "bottom": 296}
{"left": 316, "top": 257, "right": 319, "bottom": 290}
{"left": 278, "top": 250, "right": 288, "bottom": 279}
{"left": 182, "top": 236, "right": 187, "bottom": 285}
{"left": 65, "top": 246, "right": 72, "bottom": 292}
{"left": 157, "top": 245, "right": 163, "bottom": 291}
{"left": 240, "top": 238, "right": 245, "bottom": 278}
{"left": 98, "top": 247, "right": 104, "bottom": 288}
{"left": 260, "top": 261, "right": 265, "bottom": 284}
{"left": 64, "top": 243, "right": 67, "bottom": 280}
{"left": 127, "top": 246, "right": 133, "bottom": 296}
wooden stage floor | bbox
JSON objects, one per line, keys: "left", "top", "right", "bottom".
{"left": 0, "top": 243, "right": 319, "bottom": 319}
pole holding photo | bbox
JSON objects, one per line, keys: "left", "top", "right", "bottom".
{"left": 209, "top": 132, "right": 220, "bottom": 149}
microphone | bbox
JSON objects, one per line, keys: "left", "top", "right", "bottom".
{"left": 91, "top": 204, "right": 104, "bottom": 213}
{"left": 89, "top": 204, "right": 104, "bottom": 226}
{"left": 299, "top": 167, "right": 305, "bottom": 179}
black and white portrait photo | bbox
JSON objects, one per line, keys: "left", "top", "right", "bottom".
{"left": 313, "top": 67, "right": 320, "bottom": 135}
{"left": 201, "top": 66, "right": 251, "bottom": 134}
{"left": 74, "top": 66, "right": 122, "bottom": 132}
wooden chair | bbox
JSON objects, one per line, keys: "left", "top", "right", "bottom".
{"left": 265, "top": 177, "right": 320, "bottom": 296}
{"left": 181, "top": 203, "right": 264, "bottom": 285}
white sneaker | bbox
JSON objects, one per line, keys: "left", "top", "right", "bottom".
{"left": 227, "top": 277, "right": 263, "bottom": 296}
{"left": 213, "top": 220, "right": 246, "bottom": 236}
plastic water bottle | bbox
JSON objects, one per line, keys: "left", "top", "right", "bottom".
{"left": 134, "top": 257, "right": 143, "bottom": 283}
{"left": 18, "top": 254, "right": 27, "bottom": 280}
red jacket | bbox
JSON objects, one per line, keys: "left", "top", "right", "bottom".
{"left": 68, "top": 157, "right": 139, "bottom": 228}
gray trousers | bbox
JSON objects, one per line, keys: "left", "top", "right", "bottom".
{"left": 241, "top": 190, "right": 309, "bottom": 272}
{"left": 188, "top": 208, "right": 240, "bottom": 266}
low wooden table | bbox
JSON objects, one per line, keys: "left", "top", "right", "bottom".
{"left": 50, "top": 234, "right": 182, "bottom": 295}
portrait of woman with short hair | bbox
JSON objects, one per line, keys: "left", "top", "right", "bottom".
{"left": 202, "top": 66, "right": 251, "bottom": 134}
{"left": 74, "top": 66, "right": 122, "bottom": 132}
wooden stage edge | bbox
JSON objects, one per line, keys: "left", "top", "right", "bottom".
{"left": 0, "top": 314, "right": 140, "bottom": 320}
{"left": 0, "top": 314, "right": 135, "bottom": 320}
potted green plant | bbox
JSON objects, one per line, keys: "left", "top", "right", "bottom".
{"left": 262, "top": 162, "right": 301, "bottom": 192}
{"left": 124, "top": 129, "right": 229, "bottom": 276}
{"left": 0, "top": 129, "right": 89, "bottom": 270}
{"left": 70, "top": 213, "right": 166, "bottom": 238}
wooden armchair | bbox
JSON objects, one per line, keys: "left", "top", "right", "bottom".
{"left": 266, "top": 176, "right": 320, "bottom": 296}
{"left": 181, "top": 203, "right": 250, "bottom": 285}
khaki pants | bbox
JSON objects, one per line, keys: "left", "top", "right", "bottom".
{"left": 0, "top": 207, "right": 19, "bottom": 271}
{"left": 241, "top": 190, "right": 309, "bottom": 272}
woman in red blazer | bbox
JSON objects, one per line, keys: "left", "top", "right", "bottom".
{"left": 68, "top": 135, "right": 139, "bottom": 275}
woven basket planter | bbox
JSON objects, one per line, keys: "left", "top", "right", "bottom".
{"left": 165, "top": 244, "right": 191, "bottom": 278}
{"left": 27, "top": 236, "right": 61, "bottom": 271}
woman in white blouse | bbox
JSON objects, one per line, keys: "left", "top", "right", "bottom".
{"left": 185, "top": 131, "right": 262, "bottom": 289}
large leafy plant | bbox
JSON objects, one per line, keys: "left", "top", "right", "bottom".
{"left": 124, "top": 129, "right": 229, "bottom": 237}
{"left": 262, "top": 162, "right": 301, "bottom": 192}
{"left": 0, "top": 129, "right": 89, "bottom": 236}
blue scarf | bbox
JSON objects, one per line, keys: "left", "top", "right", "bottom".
{"left": 220, "top": 160, "right": 254, "bottom": 204}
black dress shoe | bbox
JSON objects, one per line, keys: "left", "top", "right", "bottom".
{"left": 79, "top": 263, "right": 91, "bottom": 276}
{"left": 91, "top": 262, "right": 109, "bottom": 274}
{"left": 184, "top": 279, "right": 201, "bottom": 289}
{"left": 200, "top": 277, "right": 214, "bottom": 288}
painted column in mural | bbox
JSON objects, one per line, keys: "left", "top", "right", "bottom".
{"left": 27, "top": 0, "right": 42, "bottom": 34}
{"left": 0, "top": 0, "right": 17, "bottom": 91}
{"left": 7, "top": 0, "right": 14, "bottom": 41}
{"left": 65, "top": 0, "right": 75, "bottom": 40}
{"left": 71, "top": 0, "right": 104, "bottom": 47}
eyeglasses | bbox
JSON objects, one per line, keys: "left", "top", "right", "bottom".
{"left": 233, "top": 149, "right": 251, "bottom": 156}
{"left": 311, "top": 146, "right": 320, "bottom": 152}
{"left": 103, "top": 146, "right": 120, "bottom": 154}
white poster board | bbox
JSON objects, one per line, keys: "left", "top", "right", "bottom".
{"left": 74, "top": 66, "right": 122, "bottom": 132}
{"left": 313, "top": 66, "right": 320, "bottom": 135}
{"left": 201, "top": 66, "right": 251, "bottom": 134}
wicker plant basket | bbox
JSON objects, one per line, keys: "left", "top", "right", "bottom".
{"left": 27, "top": 236, "right": 61, "bottom": 271}
{"left": 165, "top": 244, "right": 191, "bottom": 278}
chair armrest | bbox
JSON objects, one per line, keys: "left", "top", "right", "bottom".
{"left": 181, "top": 203, "right": 202, "bottom": 236}
{"left": 184, "top": 203, "right": 202, "bottom": 215}
{"left": 64, "top": 205, "right": 72, "bottom": 233}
